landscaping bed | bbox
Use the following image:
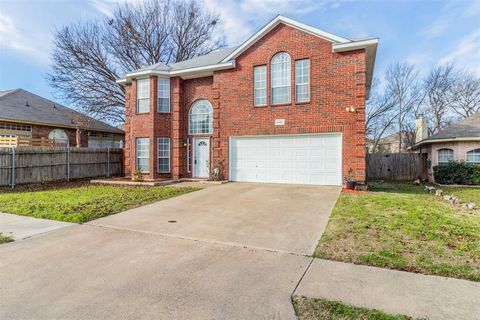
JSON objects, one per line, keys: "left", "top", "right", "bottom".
{"left": 0, "top": 182, "right": 200, "bottom": 223}
{"left": 293, "top": 296, "right": 421, "bottom": 320}
{"left": 315, "top": 181, "right": 480, "bottom": 281}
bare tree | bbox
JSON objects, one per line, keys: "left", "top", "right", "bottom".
{"left": 366, "top": 78, "right": 396, "bottom": 153}
{"left": 384, "top": 62, "right": 425, "bottom": 151}
{"left": 48, "top": 0, "right": 223, "bottom": 124}
{"left": 423, "top": 64, "right": 457, "bottom": 133}
{"left": 451, "top": 72, "right": 480, "bottom": 118}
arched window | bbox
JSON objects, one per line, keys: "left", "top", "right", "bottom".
{"left": 189, "top": 100, "right": 213, "bottom": 134}
{"left": 437, "top": 148, "right": 454, "bottom": 165}
{"left": 466, "top": 148, "right": 480, "bottom": 164}
{"left": 48, "top": 129, "right": 68, "bottom": 146}
{"left": 271, "top": 52, "right": 291, "bottom": 104}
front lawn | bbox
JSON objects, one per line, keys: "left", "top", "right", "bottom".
{"left": 293, "top": 296, "right": 421, "bottom": 320}
{"left": 0, "top": 183, "right": 199, "bottom": 223}
{"left": 315, "top": 182, "right": 480, "bottom": 281}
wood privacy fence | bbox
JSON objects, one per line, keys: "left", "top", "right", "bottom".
{"left": 367, "top": 153, "right": 427, "bottom": 181}
{"left": 0, "top": 147, "right": 123, "bottom": 187}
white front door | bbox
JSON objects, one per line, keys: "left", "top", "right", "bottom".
{"left": 193, "top": 138, "right": 210, "bottom": 178}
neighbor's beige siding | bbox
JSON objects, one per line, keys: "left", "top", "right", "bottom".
{"left": 420, "top": 141, "right": 480, "bottom": 181}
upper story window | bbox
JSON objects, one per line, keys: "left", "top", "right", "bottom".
{"left": 189, "top": 100, "right": 213, "bottom": 135}
{"left": 437, "top": 148, "right": 454, "bottom": 165}
{"left": 271, "top": 52, "right": 291, "bottom": 105}
{"left": 466, "top": 148, "right": 480, "bottom": 164}
{"left": 295, "top": 59, "right": 310, "bottom": 103}
{"left": 254, "top": 65, "right": 267, "bottom": 106}
{"left": 137, "top": 78, "right": 150, "bottom": 113}
{"left": 157, "top": 78, "right": 170, "bottom": 113}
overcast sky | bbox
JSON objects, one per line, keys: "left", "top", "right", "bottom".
{"left": 0, "top": 0, "right": 479, "bottom": 106}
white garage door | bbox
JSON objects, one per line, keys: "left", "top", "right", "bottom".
{"left": 229, "top": 133, "right": 342, "bottom": 186}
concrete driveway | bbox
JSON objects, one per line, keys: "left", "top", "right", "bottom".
{"left": 0, "top": 182, "right": 340, "bottom": 319}
{"left": 89, "top": 182, "right": 341, "bottom": 254}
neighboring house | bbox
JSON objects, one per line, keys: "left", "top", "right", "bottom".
{"left": 117, "top": 15, "right": 378, "bottom": 186}
{"left": 414, "top": 114, "right": 480, "bottom": 181}
{"left": 368, "top": 131, "right": 414, "bottom": 153}
{"left": 0, "top": 89, "right": 124, "bottom": 148}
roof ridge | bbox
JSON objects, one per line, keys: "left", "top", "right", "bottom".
{"left": 0, "top": 88, "right": 21, "bottom": 99}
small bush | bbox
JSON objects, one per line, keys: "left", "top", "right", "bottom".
{"left": 433, "top": 161, "right": 480, "bottom": 185}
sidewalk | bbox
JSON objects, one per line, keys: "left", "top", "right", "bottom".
{"left": 295, "top": 259, "right": 480, "bottom": 320}
{"left": 0, "top": 212, "right": 74, "bottom": 240}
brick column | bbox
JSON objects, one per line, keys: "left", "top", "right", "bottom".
{"left": 354, "top": 55, "right": 367, "bottom": 182}
{"left": 211, "top": 81, "right": 222, "bottom": 179}
{"left": 171, "top": 77, "right": 183, "bottom": 179}
{"left": 147, "top": 76, "right": 158, "bottom": 181}
{"left": 124, "top": 83, "right": 133, "bottom": 177}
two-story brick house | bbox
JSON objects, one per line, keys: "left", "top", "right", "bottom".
{"left": 117, "top": 16, "right": 378, "bottom": 185}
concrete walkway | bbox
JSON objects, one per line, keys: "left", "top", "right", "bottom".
{"left": 296, "top": 259, "right": 480, "bottom": 320}
{"left": 0, "top": 212, "right": 74, "bottom": 240}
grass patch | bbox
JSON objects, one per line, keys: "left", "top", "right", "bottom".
{"left": 293, "top": 296, "right": 421, "bottom": 320}
{"left": 315, "top": 181, "right": 480, "bottom": 281}
{"left": 0, "top": 233, "right": 14, "bottom": 244}
{"left": 0, "top": 184, "right": 200, "bottom": 223}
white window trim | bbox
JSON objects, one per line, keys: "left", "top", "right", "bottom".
{"left": 295, "top": 59, "right": 310, "bottom": 103}
{"left": 254, "top": 65, "right": 267, "bottom": 107}
{"left": 271, "top": 52, "right": 291, "bottom": 105}
{"left": 136, "top": 137, "right": 150, "bottom": 172}
{"left": 157, "top": 78, "right": 170, "bottom": 113}
{"left": 189, "top": 100, "right": 213, "bottom": 135}
{"left": 157, "top": 137, "right": 170, "bottom": 173}
{"left": 437, "top": 148, "right": 454, "bottom": 165}
{"left": 466, "top": 148, "right": 480, "bottom": 164}
{"left": 136, "top": 78, "right": 150, "bottom": 114}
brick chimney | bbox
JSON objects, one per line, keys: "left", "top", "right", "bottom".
{"left": 415, "top": 116, "right": 428, "bottom": 143}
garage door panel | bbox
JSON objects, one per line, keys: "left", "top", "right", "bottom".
{"left": 230, "top": 134, "right": 342, "bottom": 186}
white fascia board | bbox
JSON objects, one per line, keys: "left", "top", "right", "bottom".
{"left": 333, "top": 38, "right": 379, "bottom": 52}
{"left": 414, "top": 137, "right": 480, "bottom": 148}
{"left": 170, "top": 61, "right": 235, "bottom": 76}
{"left": 221, "top": 15, "right": 351, "bottom": 63}
{"left": 118, "top": 61, "right": 235, "bottom": 84}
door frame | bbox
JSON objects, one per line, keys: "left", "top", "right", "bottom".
{"left": 192, "top": 137, "right": 210, "bottom": 178}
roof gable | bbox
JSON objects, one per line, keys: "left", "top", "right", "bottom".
{"left": 221, "top": 15, "right": 351, "bottom": 63}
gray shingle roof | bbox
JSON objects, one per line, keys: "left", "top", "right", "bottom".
{"left": 129, "top": 47, "right": 238, "bottom": 74}
{"left": 422, "top": 112, "right": 480, "bottom": 142}
{"left": 0, "top": 89, "right": 124, "bottom": 134}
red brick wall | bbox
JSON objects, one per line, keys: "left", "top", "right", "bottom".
{"left": 212, "top": 24, "right": 366, "bottom": 181}
{"left": 32, "top": 125, "right": 87, "bottom": 146}
{"left": 124, "top": 23, "right": 367, "bottom": 182}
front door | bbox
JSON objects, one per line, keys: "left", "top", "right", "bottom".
{"left": 193, "top": 138, "right": 210, "bottom": 178}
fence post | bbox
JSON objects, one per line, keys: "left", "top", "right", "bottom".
{"left": 66, "top": 143, "right": 70, "bottom": 181}
{"left": 107, "top": 147, "right": 110, "bottom": 177}
{"left": 11, "top": 147, "right": 15, "bottom": 189}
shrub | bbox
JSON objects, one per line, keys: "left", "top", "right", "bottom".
{"left": 433, "top": 161, "right": 480, "bottom": 185}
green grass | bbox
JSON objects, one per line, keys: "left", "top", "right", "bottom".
{"left": 315, "top": 182, "right": 480, "bottom": 282}
{"left": 293, "top": 296, "right": 422, "bottom": 320}
{"left": 0, "top": 233, "right": 14, "bottom": 244}
{"left": 0, "top": 184, "right": 199, "bottom": 223}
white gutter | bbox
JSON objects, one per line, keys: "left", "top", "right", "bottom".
{"left": 117, "top": 61, "right": 235, "bottom": 84}
{"left": 414, "top": 137, "right": 480, "bottom": 148}
{"left": 333, "top": 38, "right": 378, "bottom": 52}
